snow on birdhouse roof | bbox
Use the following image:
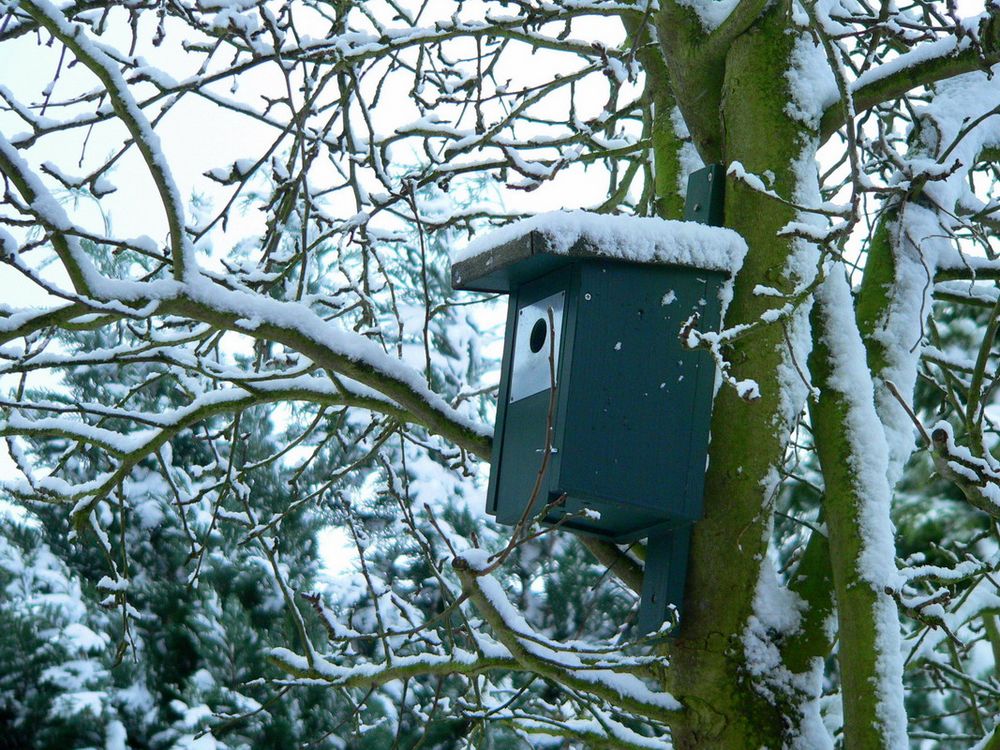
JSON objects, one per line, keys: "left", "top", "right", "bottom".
{"left": 451, "top": 210, "right": 747, "bottom": 293}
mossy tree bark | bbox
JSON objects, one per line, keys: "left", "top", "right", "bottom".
{"left": 809, "top": 270, "right": 906, "bottom": 750}
{"left": 646, "top": 1, "right": 842, "bottom": 746}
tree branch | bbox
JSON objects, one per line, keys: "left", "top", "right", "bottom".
{"left": 809, "top": 268, "right": 908, "bottom": 749}
{"left": 820, "top": 10, "right": 1000, "bottom": 141}
{"left": 705, "top": 0, "right": 770, "bottom": 55}
{"left": 453, "top": 556, "right": 679, "bottom": 722}
{"left": 579, "top": 538, "right": 645, "bottom": 595}
{"left": 22, "top": 0, "right": 193, "bottom": 280}
{"left": 269, "top": 647, "right": 519, "bottom": 687}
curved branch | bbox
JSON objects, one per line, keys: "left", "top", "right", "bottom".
{"left": 0, "top": 136, "right": 95, "bottom": 294}
{"left": 820, "top": 12, "right": 1000, "bottom": 141}
{"left": 159, "top": 286, "right": 493, "bottom": 458}
{"left": 653, "top": 0, "right": 769, "bottom": 163}
{"left": 705, "top": 0, "right": 770, "bottom": 54}
{"left": 2, "top": 379, "right": 409, "bottom": 509}
{"left": 453, "top": 556, "right": 680, "bottom": 722}
{"left": 515, "top": 714, "right": 666, "bottom": 750}
{"left": 929, "top": 422, "right": 1000, "bottom": 519}
{"left": 653, "top": 2, "right": 722, "bottom": 162}
{"left": 269, "top": 646, "right": 519, "bottom": 687}
{"left": 0, "top": 302, "right": 119, "bottom": 342}
{"left": 0, "top": 380, "right": 406, "bottom": 454}
{"left": 22, "top": 0, "right": 193, "bottom": 280}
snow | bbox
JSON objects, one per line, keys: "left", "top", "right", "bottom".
{"left": 743, "top": 562, "right": 804, "bottom": 696}
{"left": 867, "top": 205, "right": 945, "bottom": 485}
{"left": 457, "top": 548, "right": 492, "bottom": 571}
{"left": 766, "top": 109, "right": 823, "bottom": 482}
{"left": 63, "top": 622, "right": 108, "bottom": 653}
{"left": 5, "top": 412, "right": 157, "bottom": 455}
{"left": 904, "top": 567, "right": 1000, "bottom": 662}
{"left": 819, "top": 277, "right": 899, "bottom": 573}
{"left": 931, "top": 421, "right": 1000, "bottom": 492}
{"left": 727, "top": 162, "right": 781, "bottom": 201}
{"left": 869, "top": 72, "right": 1000, "bottom": 484}
{"left": 49, "top": 689, "right": 106, "bottom": 718}
{"left": 472, "top": 572, "right": 681, "bottom": 713}
{"left": 720, "top": 145, "right": 825, "bottom": 440}
{"left": 455, "top": 210, "right": 747, "bottom": 275}
{"left": 902, "top": 558, "right": 982, "bottom": 583}
{"left": 742, "top": 558, "right": 833, "bottom": 748}
{"left": 271, "top": 549, "right": 680, "bottom": 721}
{"left": 173, "top": 734, "right": 218, "bottom": 750}
{"left": 853, "top": 35, "right": 969, "bottom": 96}
{"left": 97, "top": 575, "right": 130, "bottom": 592}
{"left": 272, "top": 645, "right": 500, "bottom": 682}
{"left": 190, "top": 669, "right": 216, "bottom": 691}
{"left": 675, "top": 0, "right": 741, "bottom": 31}
{"left": 933, "top": 281, "right": 998, "bottom": 306}
{"left": 670, "top": 106, "right": 703, "bottom": 197}
{"left": 785, "top": 32, "right": 837, "bottom": 128}
{"left": 106, "top": 720, "right": 127, "bottom": 750}
{"left": 516, "top": 710, "right": 671, "bottom": 747}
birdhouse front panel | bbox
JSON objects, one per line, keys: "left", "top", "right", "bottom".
{"left": 484, "top": 260, "right": 724, "bottom": 542}
{"left": 508, "top": 290, "right": 566, "bottom": 403}
{"left": 549, "top": 261, "right": 723, "bottom": 541}
{"left": 485, "top": 265, "right": 574, "bottom": 524}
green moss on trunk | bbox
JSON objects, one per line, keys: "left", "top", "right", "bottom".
{"left": 657, "top": 3, "right": 827, "bottom": 747}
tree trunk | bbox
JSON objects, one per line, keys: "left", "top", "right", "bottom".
{"left": 657, "top": 3, "right": 828, "bottom": 746}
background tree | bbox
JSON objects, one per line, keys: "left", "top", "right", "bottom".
{"left": 3, "top": 0, "right": 1000, "bottom": 747}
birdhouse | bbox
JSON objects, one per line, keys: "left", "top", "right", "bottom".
{"left": 452, "top": 170, "right": 746, "bottom": 633}
{"left": 453, "top": 209, "right": 744, "bottom": 530}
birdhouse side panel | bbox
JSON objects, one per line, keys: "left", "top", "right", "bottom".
{"left": 678, "top": 274, "right": 725, "bottom": 519}
{"left": 484, "top": 293, "right": 519, "bottom": 517}
{"left": 486, "top": 267, "right": 575, "bottom": 527}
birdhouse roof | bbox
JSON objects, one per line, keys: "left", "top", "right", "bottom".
{"left": 451, "top": 210, "right": 747, "bottom": 293}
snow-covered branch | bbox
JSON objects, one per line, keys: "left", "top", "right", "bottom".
{"left": 21, "top": 0, "right": 194, "bottom": 281}
{"left": 452, "top": 555, "right": 679, "bottom": 723}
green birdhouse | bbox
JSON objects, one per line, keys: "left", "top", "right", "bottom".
{"left": 453, "top": 168, "right": 745, "bottom": 632}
